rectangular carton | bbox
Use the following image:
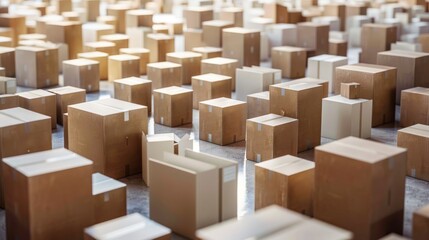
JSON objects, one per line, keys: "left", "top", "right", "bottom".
{"left": 166, "top": 51, "right": 202, "bottom": 85}
{"left": 271, "top": 46, "right": 307, "bottom": 79}
{"left": 235, "top": 68, "right": 273, "bottom": 101}
{"left": 340, "top": 82, "right": 360, "bottom": 99}
{"left": 192, "top": 73, "right": 231, "bottom": 109}
{"left": 247, "top": 91, "right": 270, "bottom": 119}
{"left": 48, "top": 86, "right": 86, "bottom": 125}
{"left": 400, "top": 87, "right": 429, "bottom": 127}
{"left": 113, "top": 77, "right": 152, "bottom": 113}
{"left": 147, "top": 61, "right": 182, "bottom": 90}
{"left": 17, "top": 89, "right": 57, "bottom": 129}
{"left": 0, "top": 94, "right": 18, "bottom": 110}
{"left": 222, "top": 27, "right": 260, "bottom": 67}
{"left": 63, "top": 59, "right": 100, "bottom": 92}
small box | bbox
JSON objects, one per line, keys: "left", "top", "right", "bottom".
{"left": 84, "top": 213, "right": 172, "bottom": 240}
{"left": 0, "top": 14, "right": 26, "bottom": 46}
{"left": 219, "top": 7, "right": 243, "bottom": 27}
{"left": 153, "top": 86, "right": 193, "bottom": 127}
{"left": 255, "top": 155, "right": 314, "bottom": 214}
{"left": 92, "top": 173, "right": 126, "bottom": 224}
{"left": 126, "top": 26, "right": 152, "bottom": 48}
{"left": 201, "top": 57, "right": 238, "bottom": 91}
{"left": 47, "top": 86, "right": 86, "bottom": 125}
{"left": 329, "top": 39, "right": 347, "bottom": 56}
{"left": 283, "top": 78, "right": 329, "bottom": 98}
{"left": 84, "top": 41, "right": 116, "bottom": 56}
{"left": 199, "top": 97, "right": 246, "bottom": 146}
{"left": 17, "top": 89, "right": 57, "bottom": 129}
{"left": 0, "top": 76, "right": 15, "bottom": 94}
{"left": 247, "top": 91, "right": 270, "bottom": 119}
{"left": 144, "top": 33, "right": 174, "bottom": 62}
{"left": 0, "top": 94, "right": 18, "bottom": 110}
{"left": 183, "top": 7, "right": 213, "bottom": 29}
{"left": 126, "top": 9, "right": 153, "bottom": 28}
{"left": 184, "top": 29, "right": 204, "bottom": 51}
{"left": 266, "top": 24, "right": 297, "bottom": 47}
{"left": 106, "top": 4, "right": 132, "bottom": 33}
{"left": 108, "top": 54, "right": 140, "bottom": 82}
{"left": 321, "top": 95, "right": 372, "bottom": 140}
{"left": 82, "top": 23, "right": 115, "bottom": 43}
{"left": 401, "top": 87, "right": 429, "bottom": 127}
{"left": 78, "top": 51, "right": 109, "bottom": 80}
{"left": 202, "top": 20, "right": 234, "bottom": 47}
{"left": 222, "top": 27, "right": 260, "bottom": 68}
{"left": 192, "top": 46, "right": 222, "bottom": 59}
{"left": 297, "top": 22, "right": 329, "bottom": 55}
{"left": 3, "top": 148, "right": 93, "bottom": 240}
{"left": 114, "top": 77, "right": 152, "bottom": 113}
{"left": 166, "top": 51, "right": 202, "bottom": 85}
{"left": 45, "top": 21, "right": 83, "bottom": 58}
{"left": 235, "top": 67, "right": 274, "bottom": 101}
{"left": 0, "top": 46, "right": 15, "bottom": 77}
{"left": 119, "top": 48, "right": 150, "bottom": 75}
{"left": 340, "top": 82, "right": 360, "bottom": 99}
{"left": 246, "top": 114, "right": 298, "bottom": 162}
{"left": 377, "top": 234, "right": 409, "bottom": 240}
{"left": 413, "top": 204, "right": 429, "bottom": 240}
{"left": 147, "top": 61, "right": 182, "bottom": 90}
{"left": 272, "top": 46, "right": 306, "bottom": 79}
{"left": 63, "top": 59, "right": 100, "bottom": 92}
{"left": 192, "top": 73, "right": 231, "bottom": 109}
{"left": 361, "top": 24, "right": 397, "bottom": 64}
{"left": 100, "top": 34, "right": 129, "bottom": 54}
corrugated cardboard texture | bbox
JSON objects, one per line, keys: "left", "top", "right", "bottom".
{"left": 166, "top": 51, "right": 202, "bottom": 85}
{"left": 114, "top": 77, "right": 152, "bottom": 113}
{"left": 247, "top": 91, "right": 270, "bottom": 119}
{"left": 192, "top": 73, "right": 231, "bottom": 109}
{"left": 63, "top": 59, "right": 100, "bottom": 92}
{"left": 222, "top": 27, "right": 260, "bottom": 67}
{"left": 48, "top": 86, "right": 86, "bottom": 125}
{"left": 272, "top": 46, "right": 307, "bottom": 79}
{"left": 153, "top": 86, "right": 193, "bottom": 127}
{"left": 147, "top": 61, "right": 182, "bottom": 90}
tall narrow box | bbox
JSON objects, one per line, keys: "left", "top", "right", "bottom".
{"left": 153, "top": 86, "right": 193, "bottom": 127}
{"left": 144, "top": 33, "right": 174, "bottom": 62}
{"left": 48, "top": 86, "right": 86, "bottom": 125}
{"left": 0, "top": 94, "right": 18, "bottom": 110}
{"left": 247, "top": 91, "right": 270, "bottom": 119}
{"left": 114, "top": 77, "right": 152, "bottom": 113}
{"left": 271, "top": 46, "right": 307, "bottom": 79}
{"left": 400, "top": 87, "right": 429, "bottom": 127}
{"left": 166, "top": 51, "right": 202, "bottom": 85}
{"left": 297, "top": 22, "right": 329, "bottom": 55}
{"left": 361, "top": 24, "right": 397, "bottom": 64}
{"left": 307, "top": 54, "right": 348, "bottom": 93}
{"left": 17, "top": 89, "right": 57, "bottom": 129}
{"left": 147, "top": 61, "right": 182, "bottom": 90}
{"left": 222, "top": 27, "right": 260, "bottom": 67}
{"left": 192, "top": 73, "right": 231, "bottom": 109}
{"left": 108, "top": 54, "right": 140, "bottom": 81}
{"left": 63, "top": 59, "right": 100, "bottom": 92}
{"left": 201, "top": 57, "right": 238, "bottom": 91}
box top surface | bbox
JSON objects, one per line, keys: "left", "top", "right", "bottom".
{"left": 0, "top": 76, "right": 15, "bottom": 82}
{"left": 70, "top": 98, "right": 145, "bottom": 116}
{"left": 248, "top": 113, "right": 297, "bottom": 126}
{"left": 220, "top": 7, "right": 243, "bottom": 13}
{"left": 403, "top": 87, "right": 429, "bottom": 95}
{"left": 251, "top": 17, "right": 275, "bottom": 24}
{"left": 223, "top": 27, "right": 260, "bottom": 34}
{"left": 337, "top": 63, "right": 396, "bottom": 73}
{"left": 167, "top": 51, "right": 202, "bottom": 59}
{"left": 267, "top": 23, "right": 297, "bottom": 30}
{"left": 200, "top": 97, "right": 245, "bottom": 108}
{"left": 308, "top": 54, "right": 335, "bottom": 61}
{"left": 106, "top": 4, "right": 132, "bottom": 10}
{"left": 0, "top": 46, "right": 15, "bottom": 53}
{"left": 272, "top": 46, "right": 307, "bottom": 52}
{"left": 329, "top": 39, "right": 347, "bottom": 44}
{"left": 48, "top": 86, "right": 86, "bottom": 95}
{"left": 363, "top": 23, "right": 396, "bottom": 29}
{"left": 16, "top": 45, "right": 46, "bottom": 52}
{"left": 101, "top": 34, "right": 130, "bottom": 41}
{"left": 0, "top": 94, "right": 17, "bottom": 99}
{"left": 192, "top": 46, "right": 223, "bottom": 53}
{"left": 3, "top": 148, "right": 92, "bottom": 177}
{"left": 185, "top": 6, "right": 213, "bottom": 12}
{"left": 324, "top": 95, "right": 370, "bottom": 105}
{"left": 147, "top": 61, "right": 181, "bottom": 68}
{"left": 37, "top": 14, "right": 63, "bottom": 22}
{"left": 92, "top": 173, "right": 126, "bottom": 195}
{"left": 154, "top": 86, "right": 193, "bottom": 95}
{"left": 109, "top": 54, "right": 140, "bottom": 61}
{"left": 63, "top": 58, "right": 99, "bottom": 66}
{"left": 245, "top": 66, "right": 281, "bottom": 74}
{"left": 203, "top": 20, "right": 234, "bottom": 27}
{"left": 193, "top": 73, "right": 231, "bottom": 82}
{"left": 17, "top": 89, "right": 55, "bottom": 99}
{"left": 126, "top": 9, "right": 154, "bottom": 15}
{"left": 146, "top": 33, "right": 173, "bottom": 40}
{"left": 202, "top": 57, "right": 238, "bottom": 64}
{"left": 85, "top": 41, "right": 116, "bottom": 48}
{"left": 184, "top": 149, "right": 237, "bottom": 168}
{"left": 378, "top": 233, "right": 409, "bottom": 240}
{"left": 114, "top": 77, "right": 152, "bottom": 85}
{"left": 398, "top": 124, "right": 429, "bottom": 138}
{"left": 275, "top": 82, "right": 322, "bottom": 91}
{"left": 78, "top": 51, "right": 109, "bottom": 58}
{"left": 247, "top": 91, "right": 269, "bottom": 99}
{"left": 147, "top": 133, "right": 176, "bottom": 143}
{"left": 151, "top": 152, "right": 217, "bottom": 174}
{"left": 378, "top": 50, "right": 429, "bottom": 58}
{"left": 0, "top": 107, "right": 50, "bottom": 127}
{"left": 82, "top": 23, "right": 114, "bottom": 30}
{"left": 120, "top": 48, "right": 150, "bottom": 54}
{"left": 255, "top": 155, "right": 314, "bottom": 175}
{"left": 47, "top": 21, "right": 80, "bottom": 27}
{"left": 316, "top": 136, "right": 406, "bottom": 163}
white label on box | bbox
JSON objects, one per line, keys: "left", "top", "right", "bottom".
{"left": 87, "top": 65, "right": 91, "bottom": 70}
{"left": 411, "top": 169, "right": 416, "bottom": 177}
{"left": 41, "top": 98, "right": 45, "bottom": 104}
{"left": 208, "top": 133, "right": 212, "bottom": 142}
{"left": 124, "top": 111, "right": 129, "bottom": 121}
{"left": 161, "top": 116, "right": 164, "bottom": 124}
{"left": 256, "top": 154, "right": 261, "bottom": 162}
{"left": 281, "top": 88, "right": 285, "bottom": 96}
{"left": 208, "top": 105, "right": 212, "bottom": 112}
{"left": 121, "top": 83, "right": 124, "bottom": 90}
{"left": 104, "top": 193, "right": 110, "bottom": 202}
{"left": 257, "top": 123, "right": 262, "bottom": 131}
{"left": 200, "top": 81, "right": 203, "bottom": 86}
{"left": 223, "top": 165, "right": 236, "bottom": 183}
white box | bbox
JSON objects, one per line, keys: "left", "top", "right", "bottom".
{"left": 319, "top": 56, "right": 348, "bottom": 93}
{"left": 260, "top": 32, "right": 270, "bottom": 61}
{"left": 265, "top": 24, "right": 297, "bottom": 47}
{"left": 246, "top": 66, "right": 282, "bottom": 84}
{"left": 401, "top": 34, "right": 419, "bottom": 43}
{"left": 346, "top": 15, "right": 372, "bottom": 30}
{"left": 329, "top": 31, "right": 348, "bottom": 41}
{"left": 126, "top": 27, "right": 153, "bottom": 48}
{"left": 321, "top": 95, "right": 372, "bottom": 140}
{"left": 404, "top": 22, "right": 429, "bottom": 35}
{"left": 307, "top": 54, "right": 333, "bottom": 79}
{"left": 391, "top": 42, "right": 422, "bottom": 52}
{"left": 235, "top": 68, "right": 273, "bottom": 101}
{"left": 367, "top": 8, "right": 386, "bottom": 23}
{"left": 312, "top": 16, "right": 340, "bottom": 31}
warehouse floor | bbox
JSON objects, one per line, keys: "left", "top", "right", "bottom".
{"left": 1, "top": 44, "right": 428, "bottom": 239}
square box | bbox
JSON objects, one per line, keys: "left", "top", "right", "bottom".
{"left": 199, "top": 97, "right": 246, "bottom": 146}
{"left": 401, "top": 87, "right": 429, "bottom": 127}
{"left": 0, "top": 76, "right": 15, "bottom": 94}
{"left": 264, "top": 3, "right": 288, "bottom": 23}
{"left": 144, "top": 33, "right": 175, "bottom": 62}
{"left": 17, "top": 89, "right": 57, "bottom": 129}
{"left": 0, "top": 94, "right": 18, "bottom": 110}
{"left": 246, "top": 114, "right": 298, "bottom": 162}
{"left": 271, "top": 46, "right": 307, "bottom": 79}
{"left": 108, "top": 54, "right": 140, "bottom": 82}
{"left": 114, "top": 77, "right": 152, "bottom": 114}
{"left": 106, "top": 4, "right": 132, "bottom": 33}
{"left": 153, "top": 86, "right": 193, "bottom": 127}
{"left": 100, "top": 33, "right": 129, "bottom": 54}
{"left": 0, "top": 14, "right": 26, "bottom": 46}
{"left": 84, "top": 41, "right": 116, "bottom": 56}
{"left": 297, "top": 22, "right": 329, "bottom": 55}
{"left": 120, "top": 48, "right": 150, "bottom": 75}
{"left": 183, "top": 7, "right": 213, "bottom": 29}
{"left": 63, "top": 59, "right": 100, "bottom": 92}
{"left": 47, "top": 86, "right": 86, "bottom": 125}
{"left": 126, "top": 9, "right": 153, "bottom": 28}
{"left": 329, "top": 39, "right": 347, "bottom": 56}
{"left": 235, "top": 67, "right": 274, "bottom": 101}
{"left": 192, "top": 73, "right": 231, "bottom": 109}
{"left": 85, "top": 0, "right": 99, "bottom": 22}
{"left": 255, "top": 155, "right": 314, "bottom": 214}
{"left": 266, "top": 24, "right": 297, "bottom": 47}
{"left": 361, "top": 24, "right": 397, "bottom": 64}
{"left": 340, "top": 82, "right": 360, "bottom": 99}
{"left": 222, "top": 27, "right": 260, "bottom": 67}
{"left": 413, "top": 205, "right": 429, "bottom": 240}
{"left": 0, "top": 46, "right": 15, "bottom": 77}
{"left": 202, "top": 20, "right": 234, "bottom": 47}
{"left": 247, "top": 91, "right": 270, "bottom": 119}
{"left": 45, "top": 21, "right": 83, "bottom": 58}
{"left": 192, "top": 46, "right": 222, "bottom": 59}
{"left": 219, "top": 7, "right": 243, "bottom": 27}
{"left": 314, "top": 137, "right": 407, "bottom": 240}
{"left": 78, "top": 51, "right": 109, "bottom": 80}
{"left": 82, "top": 23, "right": 115, "bottom": 43}
{"left": 201, "top": 57, "right": 238, "bottom": 91}
{"left": 167, "top": 51, "right": 202, "bottom": 85}
{"left": 307, "top": 54, "right": 348, "bottom": 93}
{"left": 147, "top": 61, "right": 182, "bottom": 90}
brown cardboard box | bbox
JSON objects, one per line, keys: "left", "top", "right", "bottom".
{"left": 202, "top": 20, "right": 234, "bottom": 47}
{"left": 286, "top": 77, "right": 329, "bottom": 98}
{"left": 166, "top": 51, "right": 202, "bottom": 85}
{"left": 119, "top": 48, "right": 150, "bottom": 75}
{"left": 84, "top": 41, "right": 116, "bottom": 56}
{"left": 271, "top": 46, "right": 307, "bottom": 79}
{"left": 247, "top": 91, "right": 270, "bottom": 119}
{"left": 314, "top": 137, "right": 407, "bottom": 240}
{"left": 297, "top": 22, "right": 329, "bottom": 55}
{"left": 114, "top": 77, "right": 152, "bottom": 113}
{"left": 199, "top": 97, "right": 246, "bottom": 146}
{"left": 106, "top": 4, "right": 133, "bottom": 33}
{"left": 84, "top": 213, "right": 171, "bottom": 240}
{"left": 192, "top": 46, "right": 222, "bottom": 59}
{"left": 78, "top": 51, "right": 109, "bottom": 80}
{"left": 153, "top": 86, "right": 193, "bottom": 127}
{"left": 85, "top": 0, "right": 100, "bottom": 22}
{"left": 270, "top": 83, "right": 323, "bottom": 152}
{"left": 100, "top": 34, "right": 129, "bottom": 54}
{"left": 184, "top": 29, "right": 205, "bottom": 51}
{"left": 0, "top": 14, "right": 26, "bottom": 46}
{"left": 68, "top": 98, "right": 148, "bottom": 179}
{"left": 377, "top": 50, "right": 429, "bottom": 104}
{"left": 201, "top": 57, "right": 238, "bottom": 91}
{"left": 126, "top": 9, "right": 153, "bottom": 28}
{"left": 400, "top": 87, "right": 429, "bottom": 127}
{"left": 398, "top": 124, "right": 429, "bottom": 181}
{"left": 17, "top": 89, "right": 57, "bottom": 129}
{"left": 219, "top": 7, "right": 243, "bottom": 27}
{"left": 361, "top": 24, "right": 397, "bottom": 64}
{"left": 15, "top": 46, "right": 59, "bottom": 88}
{"left": 92, "top": 173, "right": 126, "bottom": 224}
{"left": 183, "top": 7, "right": 213, "bottom": 29}
{"left": 46, "top": 21, "right": 83, "bottom": 58}
{"left": 147, "top": 61, "right": 182, "bottom": 90}
{"left": 0, "top": 46, "right": 15, "bottom": 77}
{"left": 108, "top": 54, "right": 140, "bottom": 82}
{"left": 324, "top": 3, "right": 346, "bottom": 31}
{"left": 346, "top": 3, "right": 367, "bottom": 18}
{"left": 3, "top": 148, "right": 94, "bottom": 240}
{"left": 63, "top": 113, "right": 68, "bottom": 148}
{"left": 97, "top": 15, "right": 116, "bottom": 27}
{"left": 413, "top": 204, "right": 429, "bottom": 240}
{"left": 340, "top": 82, "right": 360, "bottom": 99}
{"left": 255, "top": 155, "right": 314, "bottom": 215}
{"left": 0, "top": 36, "right": 12, "bottom": 47}
{"left": 329, "top": 39, "right": 347, "bottom": 56}
{"left": 35, "top": 15, "right": 64, "bottom": 35}
{"left": 222, "top": 27, "right": 260, "bottom": 68}
{"left": 149, "top": 152, "right": 219, "bottom": 239}
{"left": 192, "top": 73, "right": 231, "bottom": 109}
{"left": 61, "top": 12, "right": 79, "bottom": 22}
{"left": 47, "top": 86, "right": 86, "bottom": 125}
{"left": 246, "top": 114, "right": 298, "bottom": 162}
{"left": 418, "top": 34, "right": 429, "bottom": 53}
{"left": 0, "top": 94, "right": 18, "bottom": 110}
{"left": 56, "top": 0, "right": 72, "bottom": 14}
{"left": 82, "top": 23, "right": 115, "bottom": 43}
{"left": 264, "top": 2, "right": 288, "bottom": 23}
{"left": 0, "top": 77, "right": 15, "bottom": 94}
{"left": 63, "top": 59, "right": 100, "bottom": 92}
{"left": 144, "top": 33, "right": 174, "bottom": 62}
{"left": 334, "top": 63, "right": 396, "bottom": 127}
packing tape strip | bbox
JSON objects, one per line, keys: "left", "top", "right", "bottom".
{"left": 208, "top": 133, "right": 212, "bottom": 142}
{"left": 104, "top": 192, "right": 110, "bottom": 202}
{"left": 124, "top": 111, "right": 129, "bottom": 121}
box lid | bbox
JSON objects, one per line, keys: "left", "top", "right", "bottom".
{"left": 109, "top": 54, "right": 140, "bottom": 61}
{"left": 82, "top": 23, "right": 114, "bottom": 31}
{"left": 147, "top": 133, "right": 176, "bottom": 143}
{"left": 70, "top": 98, "right": 145, "bottom": 116}
{"left": 150, "top": 152, "right": 217, "bottom": 174}
{"left": 378, "top": 233, "right": 409, "bottom": 240}
{"left": 324, "top": 95, "right": 370, "bottom": 105}
{"left": 92, "top": 173, "right": 126, "bottom": 195}
{"left": 114, "top": 77, "right": 152, "bottom": 85}
{"left": 0, "top": 46, "right": 14, "bottom": 54}
{"left": 147, "top": 61, "right": 181, "bottom": 69}
{"left": 203, "top": 20, "right": 234, "bottom": 27}
{"left": 48, "top": 86, "right": 86, "bottom": 95}
{"left": 16, "top": 45, "right": 46, "bottom": 53}
{"left": 248, "top": 113, "right": 297, "bottom": 126}
{"left": 101, "top": 34, "right": 129, "bottom": 41}
{"left": 248, "top": 91, "right": 270, "bottom": 100}
{"left": 154, "top": 86, "right": 192, "bottom": 95}
{"left": 120, "top": 48, "right": 150, "bottom": 54}
{"left": 272, "top": 46, "right": 307, "bottom": 52}
{"left": 0, "top": 107, "right": 50, "bottom": 127}
{"left": 398, "top": 124, "right": 429, "bottom": 138}
{"left": 184, "top": 149, "right": 237, "bottom": 169}
{"left": 336, "top": 63, "right": 395, "bottom": 73}
{"left": 402, "top": 87, "right": 429, "bottom": 96}
{"left": 78, "top": 51, "right": 109, "bottom": 58}
{"left": 63, "top": 58, "right": 99, "bottom": 66}
{"left": 255, "top": 155, "right": 314, "bottom": 176}
{"left": 223, "top": 27, "right": 260, "bottom": 34}
{"left": 126, "top": 9, "right": 154, "bottom": 15}
{"left": 200, "top": 97, "right": 245, "bottom": 108}
{"left": 192, "top": 46, "right": 222, "bottom": 53}
{"left": 193, "top": 73, "right": 231, "bottom": 82}
{"left": 16, "top": 89, "right": 55, "bottom": 99}
{"left": 378, "top": 50, "right": 429, "bottom": 59}
{"left": 202, "top": 57, "right": 238, "bottom": 65}
{"left": 166, "top": 51, "right": 202, "bottom": 59}
{"left": 146, "top": 33, "right": 173, "bottom": 40}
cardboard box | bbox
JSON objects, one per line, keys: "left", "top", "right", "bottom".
{"left": 114, "top": 77, "right": 152, "bottom": 113}
{"left": 78, "top": 51, "right": 109, "bottom": 80}
{"left": 413, "top": 204, "right": 429, "bottom": 240}
{"left": 0, "top": 94, "right": 18, "bottom": 110}
{"left": 153, "top": 86, "right": 193, "bottom": 127}
{"left": 192, "top": 73, "right": 231, "bottom": 109}
{"left": 271, "top": 46, "right": 307, "bottom": 79}
{"left": 219, "top": 7, "right": 243, "bottom": 27}
{"left": 82, "top": 23, "right": 115, "bottom": 43}
{"left": 100, "top": 34, "right": 129, "bottom": 54}
{"left": 283, "top": 78, "right": 329, "bottom": 98}
{"left": 269, "top": 83, "right": 323, "bottom": 152}
{"left": 63, "top": 59, "right": 100, "bottom": 92}
{"left": 0, "top": 76, "right": 15, "bottom": 94}
{"left": 84, "top": 213, "right": 171, "bottom": 240}
{"left": 297, "top": 22, "right": 329, "bottom": 55}
{"left": 106, "top": 4, "right": 132, "bottom": 33}
{"left": 391, "top": 42, "right": 422, "bottom": 52}
{"left": 199, "top": 97, "right": 246, "bottom": 145}
{"left": 119, "top": 48, "right": 150, "bottom": 75}
{"left": 84, "top": 41, "right": 116, "bottom": 56}
{"left": 45, "top": 21, "right": 83, "bottom": 58}
{"left": 246, "top": 66, "right": 282, "bottom": 84}
{"left": 400, "top": 87, "right": 429, "bottom": 127}
{"left": 247, "top": 91, "right": 269, "bottom": 119}
{"left": 0, "top": 14, "right": 26, "bottom": 46}
{"left": 147, "top": 61, "right": 182, "bottom": 90}
{"left": 0, "top": 36, "right": 11, "bottom": 47}
{"left": 192, "top": 47, "right": 222, "bottom": 59}
{"left": 184, "top": 29, "right": 204, "bottom": 51}
{"left": 56, "top": 0, "right": 72, "bottom": 14}
{"left": 361, "top": 24, "right": 397, "bottom": 64}
{"left": 201, "top": 57, "right": 238, "bottom": 91}
{"left": 3, "top": 148, "right": 94, "bottom": 240}
{"left": 247, "top": 114, "right": 298, "bottom": 162}
{"left": 144, "top": 33, "right": 174, "bottom": 62}
{"left": 307, "top": 54, "right": 348, "bottom": 93}
{"left": 314, "top": 137, "right": 407, "bottom": 240}
{"left": 126, "top": 26, "right": 152, "bottom": 48}
{"left": 48, "top": 86, "right": 86, "bottom": 125}
{"left": 312, "top": 16, "right": 340, "bottom": 32}
{"left": 329, "top": 39, "right": 347, "bottom": 56}
{"left": 85, "top": 0, "right": 100, "bottom": 22}
{"left": 15, "top": 46, "right": 59, "bottom": 88}
{"left": 321, "top": 95, "right": 372, "bottom": 140}
{"left": 108, "top": 54, "right": 140, "bottom": 82}
{"left": 126, "top": 9, "right": 153, "bottom": 28}
{"left": 166, "top": 51, "right": 202, "bottom": 85}
{"left": 0, "top": 46, "right": 14, "bottom": 77}
{"left": 377, "top": 50, "right": 429, "bottom": 104}
{"left": 63, "top": 113, "right": 68, "bottom": 148}
{"left": 92, "top": 173, "right": 126, "bottom": 224}
{"left": 17, "top": 89, "right": 57, "bottom": 129}
{"left": 202, "top": 20, "right": 234, "bottom": 47}
{"left": 68, "top": 98, "right": 148, "bottom": 179}
{"left": 149, "top": 152, "right": 219, "bottom": 239}
{"left": 341, "top": 82, "right": 360, "bottom": 99}
{"left": 334, "top": 64, "right": 396, "bottom": 127}
{"left": 152, "top": 24, "right": 169, "bottom": 34}
{"left": 264, "top": 2, "right": 288, "bottom": 23}
{"left": 235, "top": 67, "right": 274, "bottom": 102}
{"left": 222, "top": 27, "right": 260, "bottom": 68}
{"left": 324, "top": 3, "right": 346, "bottom": 31}
{"left": 183, "top": 7, "right": 213, "bottom": 29}
{"left": 255, "top": 155, "right": 314, "bottom": 215}
{"left": 266, "top": 24, "right": 297, "bottom": 48}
